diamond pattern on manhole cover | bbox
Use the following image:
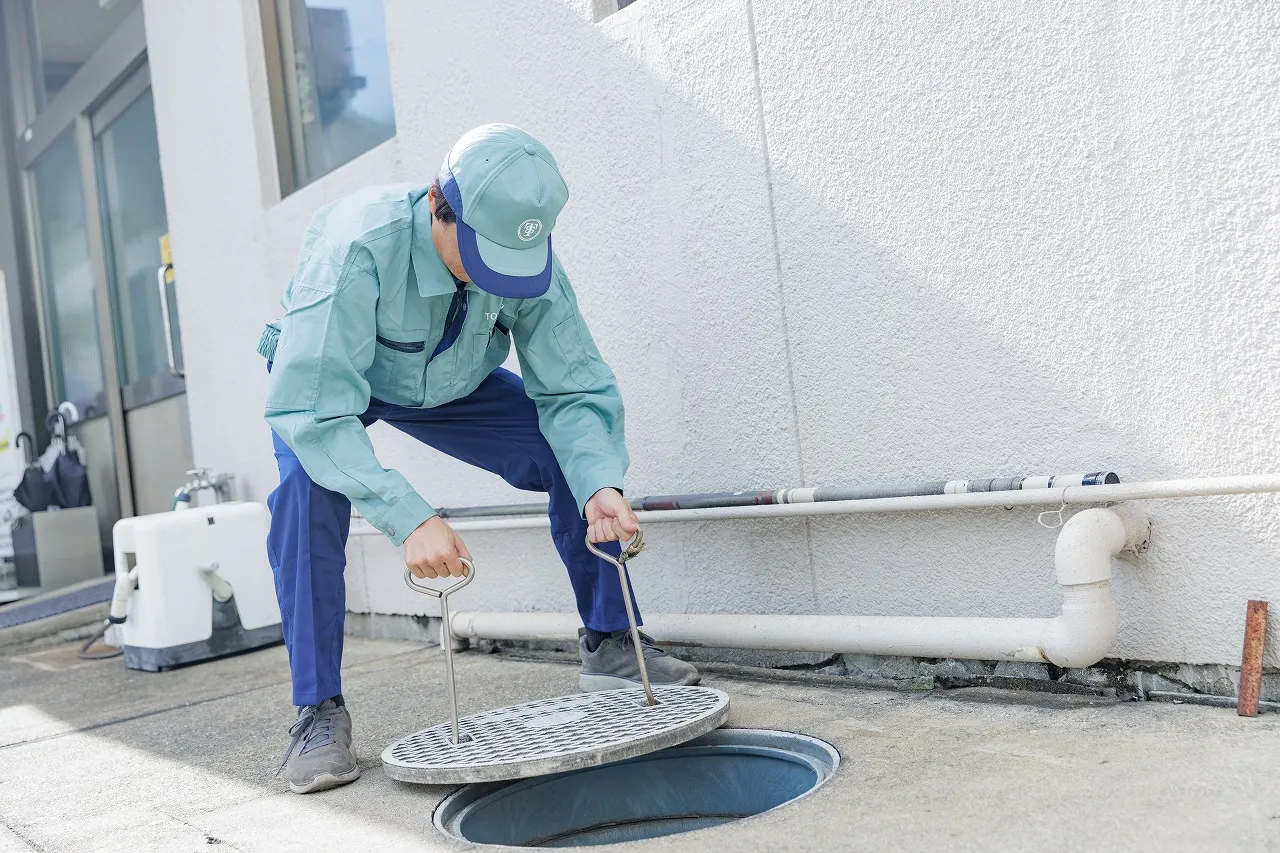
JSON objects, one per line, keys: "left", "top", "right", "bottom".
{"left": 381, "top": 686, "right": 730, "bottom": 784}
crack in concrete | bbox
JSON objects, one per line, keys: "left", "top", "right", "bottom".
{"left": 1, "top": 820, "right": 47, "bottom": 852}
{"left": 152, "top": 807, "right": 248, "bottom": 852}
{"left": 744, "top": 0, "right": 822, "bottom": 616}
{"left": 743, "top": 0, "right": 806, "bottom": 488}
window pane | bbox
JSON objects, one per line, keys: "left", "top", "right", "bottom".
{"left": 22, "top": 0, "right": 142, "bottom": 112}
{"left": 29, "top": 130, "right": 106, "bottom": 413}
{"left": 96, "top": 89, "right": 179, "bottom": 386}
{"left": 276, "top": 0, "right": 396, "bottom": 189}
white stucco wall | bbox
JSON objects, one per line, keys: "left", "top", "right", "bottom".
{"left": 144, "top": 0, "right": 1280, "bottom": 666}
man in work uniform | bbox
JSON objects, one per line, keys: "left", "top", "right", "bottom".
{"left": 259, "top": 124, "right": 699, "bottom": 794}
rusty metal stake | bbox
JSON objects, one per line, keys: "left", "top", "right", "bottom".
{"left": 1238, "top": 599, "right": 1268, "bottom": 717}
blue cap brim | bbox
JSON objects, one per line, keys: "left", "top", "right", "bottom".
{"left": 440, "top": 168, "right": 552, "bottom": 298}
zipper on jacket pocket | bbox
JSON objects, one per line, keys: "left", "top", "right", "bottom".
{"left": 376, "top": 335, "right": 426, "bottom": 354}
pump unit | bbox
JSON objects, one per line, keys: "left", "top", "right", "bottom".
{"left": 109, "top": 502, "right": 282, "bottom": 671}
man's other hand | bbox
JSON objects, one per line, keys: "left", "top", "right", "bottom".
{"left": 404, "top": 516, "right": 472, "bottom": 578}
{"left": 585, "top": 488, "right": 638, "bottom": 544}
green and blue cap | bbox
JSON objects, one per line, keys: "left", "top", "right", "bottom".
{"left": 439, "top": 124, "right": 569, "bottom": 298}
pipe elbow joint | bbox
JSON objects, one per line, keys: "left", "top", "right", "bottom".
{"left": 1042, "top": 584, "right": 1118, "bottom": 668}
{"left": 1054, "top": 507, "right": 1127, "bottom": 586}
{"left": 1042, "top": 506, "right": 1133, "bottom": 667}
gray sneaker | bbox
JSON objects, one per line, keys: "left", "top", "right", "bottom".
{"left": 276, "top": 698, "right": 361, "bottom": 794}
{"left": 579, "top": 629, "right": 700, "bottom": 692}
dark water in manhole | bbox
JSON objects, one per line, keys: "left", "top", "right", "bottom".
{"left": 433, "top": 729, "right": 839, "bottom": 847}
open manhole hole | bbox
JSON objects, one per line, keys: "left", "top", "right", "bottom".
{"left": 433, "top": 728, "right": 839, "bottom": 847}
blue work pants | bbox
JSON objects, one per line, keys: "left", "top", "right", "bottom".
{"left": 266, "top": 368, "right": 633, "bottom": 706}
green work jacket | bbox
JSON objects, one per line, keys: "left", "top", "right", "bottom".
{"left": 257, "top": 184, "right": 628, "bottom": 545}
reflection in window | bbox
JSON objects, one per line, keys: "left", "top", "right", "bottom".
{"left": 268, "top": 0, "right": 396, "bottom": 192}
{"left": 21, "top": 0, "right": 141, "bottom": 113}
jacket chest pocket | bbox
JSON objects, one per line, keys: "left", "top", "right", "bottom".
{"left": 452, "top": 322, "right": 510, "bottom": 380}
{"left": 366, "top": 333, "right": 428, "bottom": 406}
{"left": 433, "top": 317, "right": 508, "bottom": 397}
{"left": 478, "top": 322, "right": 512, "bottom": 375}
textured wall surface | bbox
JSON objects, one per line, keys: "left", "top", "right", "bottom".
{"left": 146, "top": 0, "right": 1279, "bottom": 666}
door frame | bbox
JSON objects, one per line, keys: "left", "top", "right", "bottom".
{"left": 3, "top": 0, "right": 150, "bottom": 519}
{"left": 7, "top": 2, "right": 146, "bottom": 170}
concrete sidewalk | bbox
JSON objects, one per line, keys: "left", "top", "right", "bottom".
{"left": 1, "top": 636, "right": 1277, "bottom": 852}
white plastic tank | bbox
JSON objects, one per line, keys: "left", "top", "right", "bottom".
{"left": 112, "top": 502, "right": 281, "bottom": 669}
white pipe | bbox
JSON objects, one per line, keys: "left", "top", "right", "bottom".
{"left": 347, "top": 474, "right": 1280, "bottom": 535}
{"left": 452, "top": 507, "right": 1145, "bottom": 668}
{"left": 368, "top": 475, "right": 1273, "bottom": 665}
{"left": 108, "top": 565, "right": 139, "bottom": 623}
{"left": 199, "top": 563, "right": 234, "bottom": 603}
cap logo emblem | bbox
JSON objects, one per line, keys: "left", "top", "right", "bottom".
{"left": 517, "top": 219, "right": 544, "bottom": 242}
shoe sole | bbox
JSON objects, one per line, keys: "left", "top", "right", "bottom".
{"left": 288, "top": 764, "right": 361, "bottom": 794}
{"left": 579, "top": 671, "right": 701, "bottom": 692}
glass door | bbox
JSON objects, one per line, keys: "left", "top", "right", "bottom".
{"left": 28, "top": 129, "right": 106, "bottom": 419}
{"left": 8, "top": 1, "right": 188, "bottom": 559}
{"left": 12, "top": 0, "right": 154, "bottom": 557}
{"left": 26, "top": 125, "right": 120, "bottom": 547}
{"left": 92, "top": 69, "right": 193, "bottom": 515}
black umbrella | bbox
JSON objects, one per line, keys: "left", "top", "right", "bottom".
{"left": 12, "top": 431, "right": 53, "bottom": 512}
{"left": 46, "top": 411, "right": 91, "bottom": 509}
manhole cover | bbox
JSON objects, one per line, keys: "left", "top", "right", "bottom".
{"left": 382, "top": 686, "right": 730, "bottom": 784}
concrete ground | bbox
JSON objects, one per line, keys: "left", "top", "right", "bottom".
{"left": 1, "top": 636, "right": 1278, "bottom": 852}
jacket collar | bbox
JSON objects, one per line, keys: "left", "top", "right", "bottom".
{"left": 410, "top": 193, "right": 462, "bottom": 297}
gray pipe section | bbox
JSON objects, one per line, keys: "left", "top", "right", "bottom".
{"left": 434, "top": 471, "right": 1119, "bottom": 520}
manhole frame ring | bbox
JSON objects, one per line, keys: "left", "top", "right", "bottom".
{"left": 432, "top": 727, "right": 842, "bottom": 847}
